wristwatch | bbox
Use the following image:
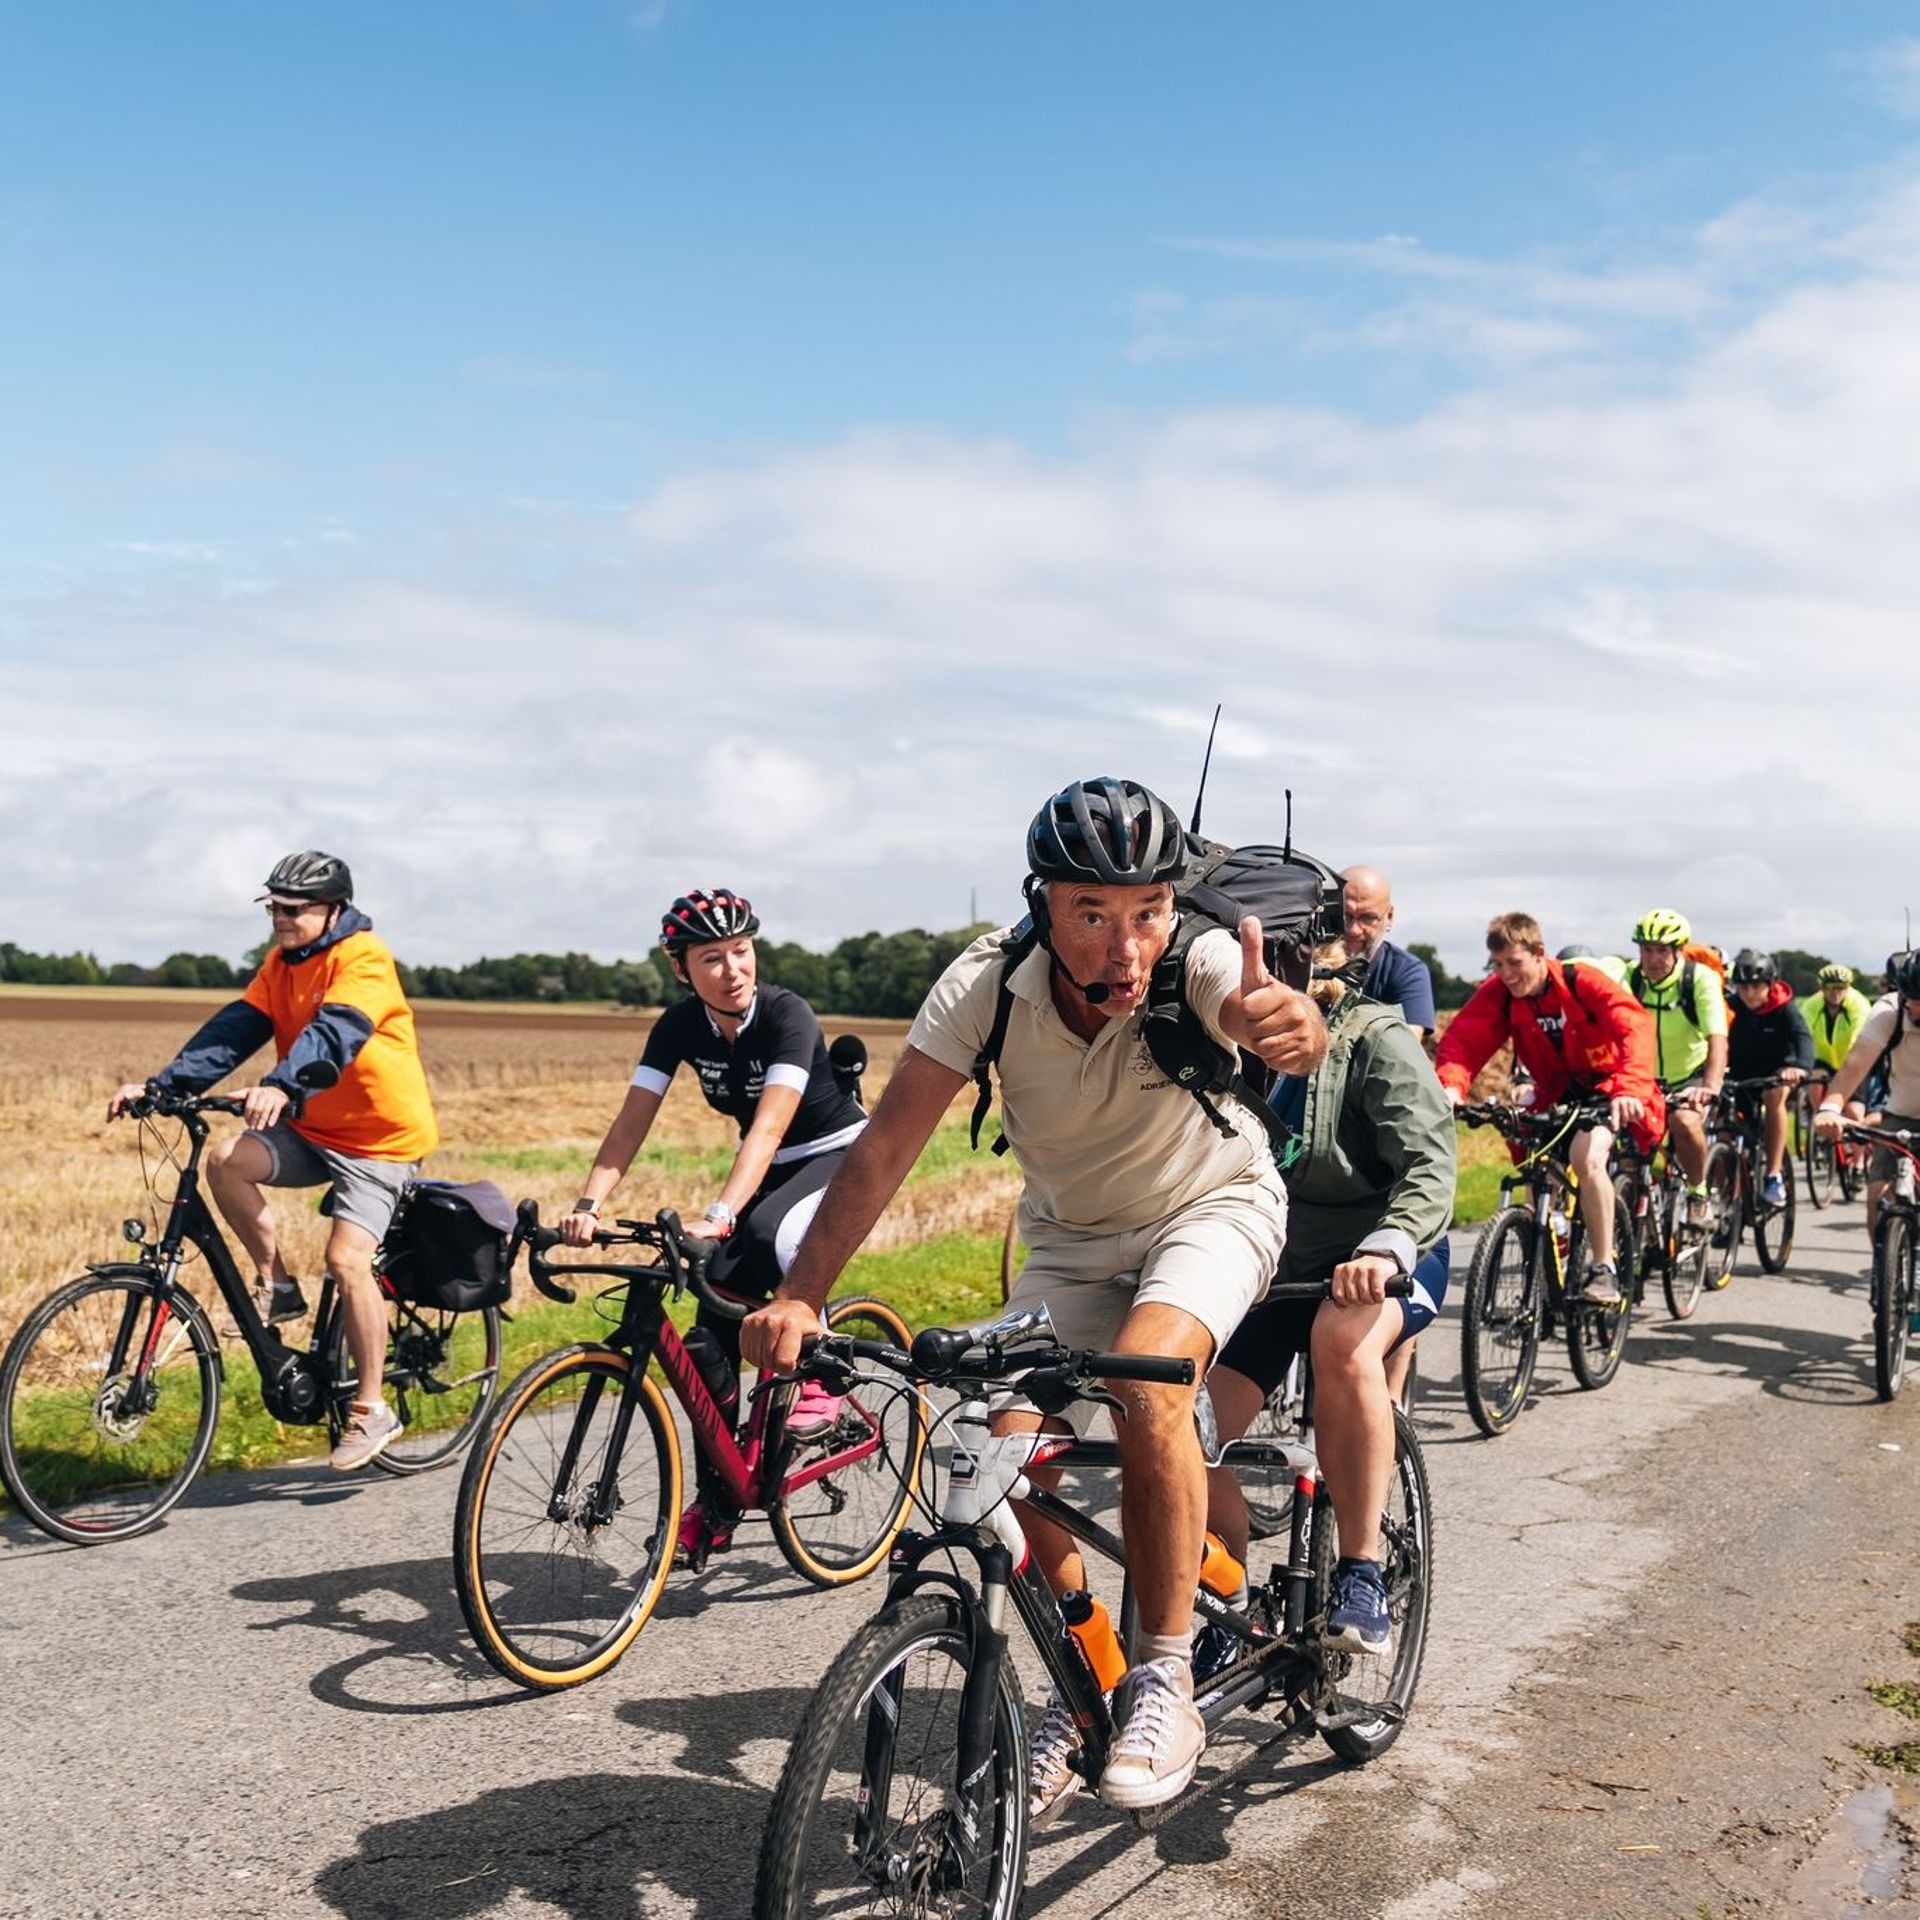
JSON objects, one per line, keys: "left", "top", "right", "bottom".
{"left": 704, "top": 1200, "right": 737, "bottom": 1234}
{"left": 571, "top": 1196, "right": 601, "bottom": 1217}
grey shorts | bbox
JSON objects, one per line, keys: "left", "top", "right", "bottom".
{"left": 246, "top": 1124, "right": 416, "bottom": 1242}
{"left": 998, "top": 1169, "right": 1288, "bottom": 1433}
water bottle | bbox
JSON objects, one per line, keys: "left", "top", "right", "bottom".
{"left": 1058, "top": 1589, "right": 1127, "bottom": 1693}
{"left": 1198, "top": 1531, "right": 1246, "bottom": 1601}
{"left": 682, "top": 1324, "right": 739, "bottom": 1424}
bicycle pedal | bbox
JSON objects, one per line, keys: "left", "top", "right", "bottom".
{"left": 1313, "top": 1699, "right": 1404, "bottom": 1733}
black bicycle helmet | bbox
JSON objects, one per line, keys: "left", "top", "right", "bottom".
{"left": 1730, "top": 948, "right": 1777, "bottom": 984}
{"left": 1026, "top": 777, "right": 1189, "bottom": 888}
{"left": 660, "top": 887, "right": 760, "bottom": 952}
{"left": 1891, "top": 949, "right": 1920, "bottom": 997}
{"left": 259, "top": 850, "right": 353, "bottom": 903}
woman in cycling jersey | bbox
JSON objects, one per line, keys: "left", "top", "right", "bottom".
{"left": 561, "top": 887, "right": 866, "bottom": 1558}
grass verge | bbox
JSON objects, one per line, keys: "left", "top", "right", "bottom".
{"left": 1860, "top": 1623, "right": 1920, "bottom": 1775}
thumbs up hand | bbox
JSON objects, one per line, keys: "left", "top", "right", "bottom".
{"left": 1226, "top": 916, "right": 1327, "bottom": 1074}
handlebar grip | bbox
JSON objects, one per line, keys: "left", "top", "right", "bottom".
{"left": 1089, "top": 1353, "right": 1196, "bottom": 1386}
{"left": 1263, "top": 1277, "right": 1414, "bottom": 1301}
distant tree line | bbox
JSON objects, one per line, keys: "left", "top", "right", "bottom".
{"left": 2, "top": 932, "right": 1890, "bottom": 1017}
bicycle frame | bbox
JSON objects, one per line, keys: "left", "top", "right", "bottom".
{"left": 534, "top": 1253, "right": 890, "bottom": 1527}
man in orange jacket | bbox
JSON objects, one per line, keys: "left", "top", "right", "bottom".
{"left": 1435, "top": 911, "right": 1663, "bottom": 1305}
{"left": 110, "top": 851, "right": 439, "bottom": 1471}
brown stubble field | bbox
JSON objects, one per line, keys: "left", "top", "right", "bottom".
{"left": 0, "top": 994, "right": 1016, "bottom": 1347}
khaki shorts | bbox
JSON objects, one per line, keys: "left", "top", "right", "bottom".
{"left": 998, "top": 1169, "right": 1288, "bottom": 1431}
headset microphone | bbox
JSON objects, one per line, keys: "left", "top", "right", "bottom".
{"left": 1080, "top": 979, "right": 1111, "bottom": 1005}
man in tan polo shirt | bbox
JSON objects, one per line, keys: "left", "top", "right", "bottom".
{"left": 743, "top": 775, "right": 1324, "bottom": 1815}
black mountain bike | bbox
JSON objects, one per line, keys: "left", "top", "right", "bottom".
{"left": 0, "top": 1086, "right": 502, "bottom": 1545}
{"left": 1841, "top": 1124, "right": 1918, "bottom": 1401}
{"left": 1456, "top": 1098, "right": 1635, "bottom": 1436}
{"left": 753, "top": 1294, "right": 1433, "bottom": 1919}
{"left": 1710, "top": 1075, "right": 1801, "bottom": 1276}
{"left": 453, "top": 1204, "right": 925, "bottom": 1691}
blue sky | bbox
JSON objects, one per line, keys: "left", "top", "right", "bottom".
{"left": 3, "top": 3, "right": 1919, "bottom": 969}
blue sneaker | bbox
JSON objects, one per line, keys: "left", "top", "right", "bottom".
{"left": 1323, "top": 1558, "right": 1391, "bottom": 1657}
{"left": 1763, "top": 1173, "right": 1787, "bottom": 1208}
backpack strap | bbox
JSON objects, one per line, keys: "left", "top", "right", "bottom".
{"left": 1628, "top": 957, "right": 1701, "bottom": 1027}
{"left": 968, "top": 927, "right": 1036, "bottom": 1154}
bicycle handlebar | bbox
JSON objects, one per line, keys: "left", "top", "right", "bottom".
{"left": 807, "top": 1327, "right": 1194, "bottom": 1394}
{"left": 512, "top": 1199, "right": 732, "bottom": 1313}
{"left": 115, "top": 1088, "right": 249, "bottom": 1124}
{"left": 1265, "top": 1276, "right": 1416, "bottom": 1301}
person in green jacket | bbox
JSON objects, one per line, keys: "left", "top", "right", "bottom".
{"left": 1801, "top": 963, "right": 1874, "bottom": 1075}
{"left": 1202, "top": 945, "right": 1456, "bottom": 1659}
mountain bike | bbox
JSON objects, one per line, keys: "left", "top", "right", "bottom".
{"left": 752, "top": 1295, "right": 1432, "bottom": 1919}
{"left": 452, "top": 1203, "right": 926, "bottom": 1691}
{"left": 1802, "top": 1072, "right": 1867, "bottom": 1208}
{"left": 1840, "top": 1124, "right": 1919, "bottom": 1401}
{"left": 0, "top": 1085, "right": 502, "bottom": 1546}
{"left": 1711, "top": 1076, "right": 1801, "bottom": 1276}
{"left": 1611, "top": 1131, "right": 1717, "bottom": 1321}
{"left": 1456, "top": 1098, "right": 1635, "bottom": 1436}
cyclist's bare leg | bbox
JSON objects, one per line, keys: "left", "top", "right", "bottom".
{"left": 327, "top": 1219, "right": 387, "bottom": 1412}
{"left": 1762, "top": 1086, "right": 1791, "bottom": 1180}
{"left": 993, "top": 1408, "right": 1088, "bottom": 1594}
{"left": 1309, "top": 1298, "right": 1400, "bottom": 1565}
{"left": 1569, "top": 1124, "right": 1617, "bottom": 1258}
{"left": 1110, "top": 1301, "right": 1215, "bottom": 1639}
{"left": 205, "top": 1131, "right": 291, "bottom": 1287}
{"left": 1385, "top": 1338, "right": 1416, "bottom": 1405}
{"left": 1669, "top": 1106, "right": 1708, "bottom": 1187}
{"left": 1200, "top": 1366, "right": 1268, "bottom": 1565}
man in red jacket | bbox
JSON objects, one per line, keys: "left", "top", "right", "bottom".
{"left": 1436, "top": 911, "right": 1663, "bottom": 1304}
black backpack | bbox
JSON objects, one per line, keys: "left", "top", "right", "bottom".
{"left": 381, "top": 1180, "right": 516, "bottom": 1312}
{"left": 968, "top": 839, "right": 1343, "bottom": 1153}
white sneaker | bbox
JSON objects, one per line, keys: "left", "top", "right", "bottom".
{"left": 1097, "top": 1658, "right": 1205, "bottom": 1810}
{"left": 330, "top": 1402, "right": 403, "bottom": 1472}
{"left": 1028, "top": 1689, "right": 1084, "bottom": 1826}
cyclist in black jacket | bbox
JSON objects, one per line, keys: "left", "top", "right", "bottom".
{"left": 561, "top": 888, "right": 866, "bottom": 1560}
{"left": 1724, "top": 949, "right": 1814, "bottom": 1207}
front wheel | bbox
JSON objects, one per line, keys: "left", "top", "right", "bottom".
{"left": 1305, "top": 1404, "right": 1434, "bottom": 1764}
{"left": 1701, "top": 1144, "right": 1743, "bottom": 1292}
{"left": 769, "top": 1294, "right": 926, "bottom": 1587}
{"left": 1871, "top": 1212, "right": 1915, "bottom": 1403}
{"left": 754, "top": 1594, "right": 1028, "bottom": 1920}
{"left": 326, "top": 1291, "right": 502, "bottom": 1474}
{"left": 0, "top": 1269, "right": 222, "bottom": 1545}
{"left": 1753, "top": 1157, "right": 1797, "bottom": 1274}
{"left": 453, "top": 1344, "right": 681, "bottom": 1691}
{"left": 1802, "top": 1096, "right": 1837, "bottom": 1208}
{"left": 1567, "top": 1190, "right": 1634, "bottom": 1390}
{"left": 1459, "top": 1210, "right": 1541, "bottom": 1437}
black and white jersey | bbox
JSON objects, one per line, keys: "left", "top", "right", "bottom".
{"left": 632, "top": 985, "right": 866, "bottom": 1162}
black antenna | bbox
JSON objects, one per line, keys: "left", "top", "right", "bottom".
{"left": 1190, "top": 704, "right": 1222, "bottom": 835}
{"left": 1283, "top": 788, "right": 1294, "bottom": 860}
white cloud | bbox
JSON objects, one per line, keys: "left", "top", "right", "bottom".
{"left": 8, "top": 154, "right": 1920, "bottom": 973}
{"left": 1845, "top": 37, "right": 1920, "bottom": 121}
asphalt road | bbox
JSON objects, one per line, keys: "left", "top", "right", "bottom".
{"left": 2, "top": 1196, "right": 1916, "bottom": 1920}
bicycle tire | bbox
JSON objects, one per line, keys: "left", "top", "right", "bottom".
{"left": 453, "top": 1344, "right": 680, "bottom": 1691}
{"left": 754, "top": 1593, "right": 1027, "bottom": 1920}
{"left": 324, "top": 1293, "right": 502, "bottom": 1475}
{"left": 1872, "top": 1211, "right": 1914, "bottom": 1403}
{"left": 1612, "top": 1169, "right": 1649, "bottom": 1292}
{"left": 1459, "top": 1209, "right": 1540, "bottom": 1437}
{"left": 0, "top": 1268, "right": 222, "bottom": 1546}
{"left": 1566, "top": 1189, "right": 1633, "bottom": 1390}
{"left": 1753, "top": 1158, "right": 1797, "bottom": 1273}
{"left": 1663, "top": 1177, "right": 1708, "bottom": 1321}
{"left": 769, "top": 1294, "right": 926, "bottom": 1587}
{"left": 1702, "top": 1143, "right": 1742, "bottom": 1291}
{"left": 1803, "top": 1116, "right": 1837, "bottom": 1209}
{"left": 1305, "top": 1404, "right": 1434, "bottom": 1764}
{"left": 1241, "top": 1355, "right": 1306, "bottom": 1539}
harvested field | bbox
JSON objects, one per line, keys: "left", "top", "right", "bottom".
{"left": 0, "top": 994, "right": 1015, "bottom": 1347}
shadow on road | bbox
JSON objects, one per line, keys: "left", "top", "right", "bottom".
{"left": 233, "top": 1555, "right": 523, "bottom": 1717}
{"left": 1629, "top": 1313, "right": 1879, "bottom": 1406}
{"left": 312, "top": 1682, "right": 823, "bottom": 1919}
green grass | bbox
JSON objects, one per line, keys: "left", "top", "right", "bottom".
{"left": 1859, "top": 1623, "right": 1920, "bottom": 1774}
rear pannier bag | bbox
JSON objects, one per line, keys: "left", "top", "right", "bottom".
{"left": 384, "top": 1180, "right": 515, "bottom": 1312}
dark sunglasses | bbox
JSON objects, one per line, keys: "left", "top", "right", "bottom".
{"left": 264, "top": 899, "right": 322, "bottom": 919}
